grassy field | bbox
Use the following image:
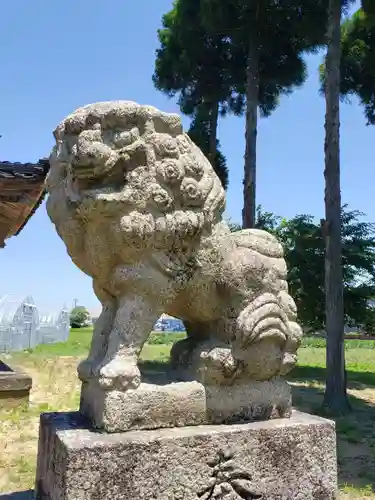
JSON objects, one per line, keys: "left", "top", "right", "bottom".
{"left": 1, "top": 329, "right": 375, "bottom": 498}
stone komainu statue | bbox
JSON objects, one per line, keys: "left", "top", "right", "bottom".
{"left": 47, "top": 101, "right": 302, "bottom": 391}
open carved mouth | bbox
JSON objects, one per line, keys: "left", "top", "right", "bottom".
{"left": 71, "top": 164, "right": 97, "bottom": 179}
{"left": 71, "top": 155, "right": 107, "bottom": 180}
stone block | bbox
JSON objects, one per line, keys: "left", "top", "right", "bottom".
{"left": 80, "top": 378, "right": 291, "bottom": 432}
{"left": 35, "top": 410, "right": 337, "bottom": 500}
{"left": 80, "top": 380, "right": 207, "bottom": 432}
{"left": 0, "top": 360, "right": 32, "bottom": 409}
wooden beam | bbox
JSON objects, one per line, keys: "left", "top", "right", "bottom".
{"left": 0, "top": 159, "right": 49, "bottom": 246}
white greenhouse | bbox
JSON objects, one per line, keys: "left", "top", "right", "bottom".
{"left": 37, "top": 307, "right": 70, "bottom": 345}
{"left": 0, "top": 295, "right": 39, "bottom": 352}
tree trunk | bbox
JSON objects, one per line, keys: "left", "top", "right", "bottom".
{"left": 322, "top": 0, "right": 351, "bottom": 415}
{"left": 242, "top": 35, "right": 259, "bottom": 229}
{"left": 208, "top": 101, "right": 219, "bottom": 166}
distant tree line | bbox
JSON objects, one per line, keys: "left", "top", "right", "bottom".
{"left": 70, "top": 306, "right": 91, "bottom": 329}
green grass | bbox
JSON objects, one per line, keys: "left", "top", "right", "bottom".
{"left": 10, "top": 329, "right": 375, "bottom": 392}
{"left": 18, "top": 328, "right": 375, "bottom": 357}
{"left": 291, "top": 347, "right": 375, "bottom": 387}
{"left": 21, "top": 327, "right": 94, "bottom": 356}
{"left": 302, "top": 336, "right": 375, "bottom": 350}
{"left": 15, "top": 328, "right": 186, "bottom": 359}
{"left": 147, "top": 331, "right": 186, "bottom": 345}
{"left": 12, "top": 329, "right": 375, "bottom": 390}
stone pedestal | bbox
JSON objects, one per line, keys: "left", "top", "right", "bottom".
{"left": 35, "top": 410, "right": 337, "bottom": 500}
{"left": 0, "top": 360, "right": 32, "bottom": 409}
{"left": 80, "top": 378, "right": 292, "bottom": 432}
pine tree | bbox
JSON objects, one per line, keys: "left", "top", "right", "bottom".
{"left": 201, "top": 0, "right": 334, "bottom": 227}
{"left": 340, "top": 7, "right": 375, "bottom": 124}
{"left": 153, "top": 0, "right": 241, "bottom": 188}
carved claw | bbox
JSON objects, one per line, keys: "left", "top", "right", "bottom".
{"left": 197, "top": 478, "right": 216, "bottom": 497}
{"left": 230, "top": 479, "right": 263, "bottom": 499}
{"left": 237, "top": 293, "right": 288, "bottom": 347}
{"left": 96, "top": 357, "right": 141, "bottom": 391}
{"left": 77, "top": 359, "right": 96, "bottom": 381}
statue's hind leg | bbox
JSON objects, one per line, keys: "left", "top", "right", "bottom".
{"left": 170, "top": 318, "right": 241, "bottom": 385}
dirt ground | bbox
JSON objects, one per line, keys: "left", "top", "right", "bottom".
{"left": 292, "top": 381, "right": 375, "bottom": 499}
{"left": 0, "top": 356, "right": 80, "bottom": 493}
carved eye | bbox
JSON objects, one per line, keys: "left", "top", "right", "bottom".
{"left": 113, "top": 128, "right": 139, "bottom": 148}
{"left": 163, "top": 137, "right": 178, "bottom": 153}
{"left": 181, "top": 178, "right": 203, "bottom": 206}
{"left": 181, "top": 154, "right": 204, "bottom": 179}
{"left": 153, "top": 134, "right": 179, "bottom": 158}
{"left": 156, "top": 159, "right": 184, "bottom": 184}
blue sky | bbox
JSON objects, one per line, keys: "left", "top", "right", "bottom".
{"left": 0, "top": 0, "right": 368, "bottom": 315}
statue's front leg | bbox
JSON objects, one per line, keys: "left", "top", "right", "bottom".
{"left": 95, "top": 295, "right": 161, "bottom": 391}
{"left": 78, "top": 300, "right": 116, "bottom": 381}
{"left": 78, "top": 284, "right": 116, "bottom": 382}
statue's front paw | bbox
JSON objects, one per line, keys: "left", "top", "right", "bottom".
{"left": 237, "top": 293, "right": 288, "bottom": 346}
{"left": 77, "top": 359, "right": 96, "bottom": 382}
{"left": 97, "top": 357, "right": 141, "bottom": 391}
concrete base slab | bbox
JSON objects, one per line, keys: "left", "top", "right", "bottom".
{"left": 0, "top": 490, "right": 33, "bottom": 499}
{"left": 0, "top": 360, "right": 32, "bottom": 409}
{"left": 80, "top": 378, "right": 291, "bottom": 432}
{"left": 35, "top": 410, "right": 337, "bottom": 500}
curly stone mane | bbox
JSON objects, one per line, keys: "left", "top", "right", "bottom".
{"left": 47, "top": 101, "right": 225, "bottom": 252}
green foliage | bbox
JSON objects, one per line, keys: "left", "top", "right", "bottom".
{"left": 69, "top": 306, "right": 90, "bottom": 329}
{"left": 227, "top": 220, "right": 242, "bottom": 232}
{"left": 341, "top": 208, "right": 375, "bottom": 331}
{"left": 254, "top": 205, "right": 282, "bottom": 232}
{"left": 319, "top": 6, "right": 375, "bottom": 124}
{"left": 340, "top": 7, "right": 375, "bottom": 124}
{"left": 154, "top": 0, "right": 334, "bottom": 200}
{"left": 228, "top": 205, "right": 282, "bottom": 232}
{"left": 147, "top": 332, "right": 186, "bottom": 345}
{"left": 153, "top": 0, "right": 238, "bottom": 113}
{"left": 288, "top": 206, "right": 375, "bottom": 331}
{"left": 153, "top": 0, "right": 241, "bottom": 189}
{"left": 276, "top": 213, "right": 326, "bottom": 330}
{"left": 187, "top": 106, "right": 229, "bottom": 189}
{"left": 301, "top": 336, "right": 375, "bottom": 349}
{"left": 200, "top": 0, "right": 335, "bottom": 102}
{"left": 200, "top": 0, "right": 343, "bottom": 227}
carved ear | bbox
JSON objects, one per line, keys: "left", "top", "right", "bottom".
{"left": 64, "top": 167, "right": 81, "bottom": 203}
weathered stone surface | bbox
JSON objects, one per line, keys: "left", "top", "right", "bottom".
{"left": 80, "top": 378, "right": 291, "bottom": 432}
{"left": 205, "top": 378, "right": 292, "bottom": 425}
{"left": 80, "top": 380, "right": 207, "bottom": 432}
{"left": 46, "top": 100, "right": 303, "bottom": 398}
{"left": 0, "top": 360, "right": 31, "bottom": 408}
{"left": 35, "top": 410, "right": 337, "bottom": 500}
